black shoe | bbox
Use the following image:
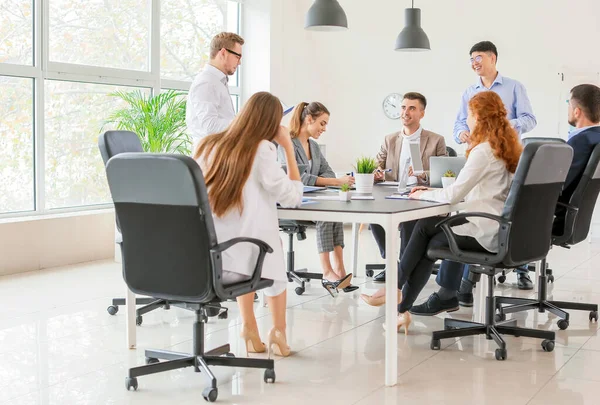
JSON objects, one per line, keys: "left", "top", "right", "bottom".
{"left": 409, "top": 293, "right": 460, "bottom": 316}
{"left": 517, "top": 273, "right": 534, "bottom": 290}
{"left": 342, "top": 285, "right": 359, "bottom": 293}
{"left": 458, "top": 292, "right": 474, "bottom": 307}
{"left": 373, "top": 271, "right": 386, "bottom": 283}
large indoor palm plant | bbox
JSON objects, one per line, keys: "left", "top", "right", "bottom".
{"left": 103, "top": 89, "right": 191, "bottom": 155}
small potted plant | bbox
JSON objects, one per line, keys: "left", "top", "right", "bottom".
{"left": 354, "top": 157, "right": 377, "bottom": 194}
{"left": 441, "top": 170, "right": 457, "bottom": 188}
{"left": 339, "top": 183, "right": 351, "bottom": 201}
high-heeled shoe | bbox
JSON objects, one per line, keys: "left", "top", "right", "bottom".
{"left": 267, "top": 327, "right": 291, "bottom": 358}
{"left": 360, "top": 290, "right": 402, "bottom": 307}
{"left": 382, "top": 312, "right": 412, "bottom": 335}
{"left": 240, "top": 326, "right": 266, "bottom": 356}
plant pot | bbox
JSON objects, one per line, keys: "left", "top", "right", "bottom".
{"left": 339, "top": 191, "right": 351, "bottom": 201}
{"left": 441, "top": 177, "right": 456, "bottom": 188}
{"left": 354, "top": 173, "right": 375, "bottom": 194}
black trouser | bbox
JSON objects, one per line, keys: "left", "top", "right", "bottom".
{"left": 369, "top": 222, "right": 416, "bottom": 260}
{"left": 397, "top": 217, "right": 489, "bottom": 313}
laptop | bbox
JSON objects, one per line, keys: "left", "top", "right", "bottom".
{"left": 429, "top": 156, "right": 467, "bottom": 188}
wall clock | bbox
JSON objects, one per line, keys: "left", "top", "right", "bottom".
{"left": 382, "top": 93, "right": 401, "bottom": 119}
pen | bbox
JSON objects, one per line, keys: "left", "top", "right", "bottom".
{"left": 345, "top": 172, "right": 354, "bottom": 177}
{"left": 376, "top": 169, "right": 392, "bottom": 173}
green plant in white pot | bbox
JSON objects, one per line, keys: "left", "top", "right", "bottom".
{"left": 339, "top": 183, "right": 351, "bottom": 201}
{"left": 441, "top": 169, "right": 456, "bottom": 188}
{"left": 354, "top": 157, "right": 377, "bottom": 194}
{"left": 102, "top": 90, "right": 191, "bottom": 154}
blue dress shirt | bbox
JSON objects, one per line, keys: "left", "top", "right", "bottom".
{"left": 453, "top": 73, "right": 537, "bottom": 143}
{"left": 568, "top": 125, "right": 600, "bottom": 140}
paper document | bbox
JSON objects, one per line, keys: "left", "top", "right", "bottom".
{"left": 409, "top": 143, "right": 423, "bottom": 174}
{"left": 303, "top": 195, "right": 375, "bottom": 201}
{"left": 378, "top": 181, "right": 399, "bottom": 186}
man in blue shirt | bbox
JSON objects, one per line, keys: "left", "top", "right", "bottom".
{"left": 457, "top": 41, "right": 537, "bottom": 293}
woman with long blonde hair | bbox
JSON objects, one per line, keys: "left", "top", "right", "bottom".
{"left": 361, "top": 91, "right": 523, "bottom": 333}
{"left": 194, "top": 91, "right": 303, "bottom": 357}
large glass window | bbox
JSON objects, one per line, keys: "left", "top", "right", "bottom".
{"left": 161, "top": 0, "right": 240, "bottom": 82}
{"left": 0, "top": 0, "right": 33, "bottom": 65}
{"left": 49, "top": 0, "right": 151, "bottom": 71}
{"left": 0, "top": 0, "right": 241, "bottom": 217}
{"left": 0, "top": 76, "right": 34, "bottom": 214}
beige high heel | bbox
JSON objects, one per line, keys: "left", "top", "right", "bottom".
{"left": 267, "top": 328, "right": 291, "bottom": 358}
{"left": 397, "top": 312, "right": 412, "bottom": 335}
{"left": 240, "top": 326, "right": 266, "bottom": 356}
{"left": 360, "top": 290, "right": 402, "bottom": 307}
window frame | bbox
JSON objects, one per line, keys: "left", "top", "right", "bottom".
{"left": 0, "top": 0, "right": 242, "bottom": 219}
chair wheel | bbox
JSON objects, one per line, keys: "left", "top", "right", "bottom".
{"left": 202, "top": 387, "right": 218, "bottom": 402}
{"left": 264, "top": 368, "right": 276, "bottom": 383}
{"left": 590, "top": 311, "right": 598, "bottom": 322}
{"left": 495, "top": 313, "right": 506, "bottom": 323}
{"left": 125, "top": 377, "right": 138, "bottom": 391}
{"left": 107, "top": 305, "right": 119, "bottom": 315}
{"left": 366, "top": 269, "right": 374, "bottom": 277}
{"left": 542, "top": 340, "right": 555, "bottom": 352}
{"left": 295, "top": 287, "right": 305, "bottom": 295}
{"left": 557, "top": 319, "right": 569, "bottom": 330}
{"left": 495, "top": 348, "right": 507, "bottom": 361}
{"left": 430, "top": 339, "right": 441, "bottom": 350}
{"left": 548, "top": 275, "right": 555, "bottom": 283}
{"left": 497, "top": 275, "right": 506, "bottom": 284}
{"left": 145, "top": 357, "right": 159, "bottom": 365}
{"left": 135, "top": 315, "right": 143, "bottom": 326}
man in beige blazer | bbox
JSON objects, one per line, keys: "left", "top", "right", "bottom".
{"left": 370, "top": 92, "right": 447, "bottom": 283}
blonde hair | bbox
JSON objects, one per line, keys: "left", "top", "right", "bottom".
{"left": 210, "top": 32, "right": 245, "bottom": 59}
{"left": 193, "top": 92, "right": 283, "bottom": 217}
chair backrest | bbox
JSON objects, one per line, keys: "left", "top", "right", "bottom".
{"left": 564, "top": 143, "right": 600, "bottom": 244}
{"left": 105, "top": 152, "right": 219, "bottom": 303}
{"left": 446, "top": 146, "right": 458, "bottom": 157}
{"left": 522, "top": 137, "right": 566, "bottom": 146}
{"left": 98, "top": 130, "right": 144, "bottom": 166}
{"left": 500, "top": 142, "right": 573, "bottom": 266}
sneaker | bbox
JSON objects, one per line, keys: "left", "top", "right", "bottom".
{"left": 409, "top": 293, "right": 460, "bottom": 316}
{"left": 458, "top": 292, "right": 474, "bottom": 307}
{"left": 517, "top": 272, "right": 534, "bottom": 290}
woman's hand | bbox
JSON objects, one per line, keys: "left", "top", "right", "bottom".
{"left": 274, "top": 126, "right": 293, "bottom": 149}
{"left": 337, "top": 175, "right": 355, "bottom": 186}
{"left": 408, "top": 186, "right": 430, "bottom": 199}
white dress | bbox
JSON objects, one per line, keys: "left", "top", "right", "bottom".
{"left": 198, "top": 140, "right": 304, "bottom": 281}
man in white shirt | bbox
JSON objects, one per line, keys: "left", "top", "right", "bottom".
{"left": 186, "top": 32, "right": 244, "bottom": 144}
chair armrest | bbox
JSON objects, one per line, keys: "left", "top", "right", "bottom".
{"left": 556, "top": 201, "right": 579, "bottom": 213}
{"left": 434, "top": 212, "right": 511, "bottom": 265}
{"left": 210, "top": 237, "right": 274, "bottom": 300}
{"left": 552, "top": 203, "right": 579, "bottom": 246}
{"left": 212, "top": 237, "right": 274, "bottom": 254}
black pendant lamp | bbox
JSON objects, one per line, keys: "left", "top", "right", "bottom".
{"left": 305, "top": 0, "right": 348, "bottom": 31}
{"left": 394, "top": 0, "right": 430, "bottom": 51}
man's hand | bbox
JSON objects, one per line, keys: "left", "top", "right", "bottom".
{"left": 458, "top": 131, "right": 470, "bottom": 144}
{"left": 408, "top": 166, "right": 428, "bottom": 182}
{"left": 373, "top": 169, "right": 385, "bottom": 181}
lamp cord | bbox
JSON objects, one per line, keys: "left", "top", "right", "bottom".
{"left": 412, "top": 0, "right": 414, "bottom": 8}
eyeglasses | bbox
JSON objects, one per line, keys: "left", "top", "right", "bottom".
{"left": 225, "top": 48, "right": 242, "bottom": 60}
{"left": 469, "top": 55, "right": 483, "bottom": 64}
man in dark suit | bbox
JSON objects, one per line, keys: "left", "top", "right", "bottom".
{"left": 554, "top": 84, "right": 600, "bottom": 235}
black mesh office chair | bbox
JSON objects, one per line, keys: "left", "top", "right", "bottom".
{"left": 279, "top": 220, "right": 323, "bottom": 295}
{"left": 495, "top": 143, "right": 600, "bottom": 329}
{"left": 99, "top": 130, "right": 175, "bottom": 324}
{"left": 105, "top": 152, "right": 276, "bottom": 401}
{"left": 427, "top": 141, "right": 573, "bottom": 360}
{"left": 446, "top": 146, "right": 458, "bottom": 157}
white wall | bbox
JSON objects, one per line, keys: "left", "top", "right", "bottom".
{"left": 267, "top": 0, "right": 600, "bottom": 170}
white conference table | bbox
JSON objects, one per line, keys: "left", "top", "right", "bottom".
{"left": 124, "top": 185, "right": 468, "bottom": 387}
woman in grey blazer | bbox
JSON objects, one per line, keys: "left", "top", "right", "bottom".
{"left": 278, "top": 102, "right": 358, "bottom": 294}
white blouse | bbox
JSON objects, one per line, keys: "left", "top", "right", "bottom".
{"left": 197, "top": 140, "right": 303, "bottom": 281}
{"left": 418, "top": 142, "right": 513, "bottom": 252}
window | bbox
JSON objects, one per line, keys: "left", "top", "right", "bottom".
{"left": 0, "top": 76, "right": 34, "bottom": 214}
{"left": 0, "top": 0, "right": 242, "bottom": 218}
{"left": 49, "top": 0, "right": 151, "bottom": 71}
{"left": 0, "top": 0, "right": 33, "bottom": 66}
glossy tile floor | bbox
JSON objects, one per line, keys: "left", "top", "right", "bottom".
{"left": 2, "top": 227, "right": 600, "bottom": 404}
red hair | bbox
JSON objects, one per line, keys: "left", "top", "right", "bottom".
{"left": 467, "top": 91, "right": 522, "bottom": 173}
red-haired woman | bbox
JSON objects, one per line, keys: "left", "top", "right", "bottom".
{"left": 361, "top": 91, "right": 523, "bottom": 334}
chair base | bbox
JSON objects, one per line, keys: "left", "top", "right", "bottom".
{"left": 288, "top": 268, "right": 323, "bottom": 296}
{"left": 430, "top": 273, "right": 556, "bottom": 360}
{"left": 365, "top": 263, "right": 385, "bottom": 278}
{"left": 125, "top": 307, "right": 275, "bottom": 402}
{"left": 107, "top": 298, "right": 172, "bottom": 325}
{"left": 496, "top": 259, "right": 599, "bottom": 329}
